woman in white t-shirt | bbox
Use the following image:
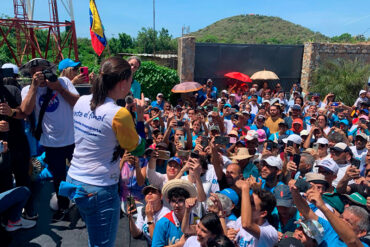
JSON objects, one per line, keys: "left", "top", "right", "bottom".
{"left": 183, "top": 213, "right": 225, "bottom": 247}
{"left": 66, "top": 57, "right": 145, "bottom": 247}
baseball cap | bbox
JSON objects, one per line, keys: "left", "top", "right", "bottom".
{"left": 282, "top": 134, "right": 302, "bottom": 145}
{"left": 330, "top": 142, "right": 351, "bottom": 153}
{"left": 144, "top": 97, "right": 150, "bottom": 102}
{"left": 229, "top": 93, "right": 236, "bottom": 97}
{"left": 316, "top": 159, "right": 339, "bottom": 175}
{"left": 168, "top": 157, "right": 182, "bottom": 167}
{"left": 291, "top": 104, "right": 301, "bottom": 111}
{"left": 277, "top": 237, "right": 304, "bottom": 247}
{"left": 359, "top": 90, "right": 366, "bottom": 96}
{"left": 245, "top": 130, "right": 258, "bottom": 141}
{"left": 344, "top": 192, "right": 367, "bottom": 206}
{"left": 316, "top": 138, "right": 329, "bottom": 145}
{"left": 242, "top": 110, "right": 250, "bottom": 115}
{"left": 300, "top": 130, "right": 309, "bottom": 137}
{"left": 305, "top": 172, "right": 328, "bottom": 185}
{"left": 262, "top": 156, "right": 283, "bottom": 170}
{"left": 355, "top": 133, "right": 369, "bottom": 141}
{"left": 256, "top": 115, "right": 266, "bottom": 120}
{"left": 1, "top": 63, "right": 19, "bottom": 75}
{"left": 262, "top": 99, "right": 270, "bottom": 104}
{"left": 278, "top": 120, "right": 289, "bottom": 127}
{"left": 274, "top": 184, "right": 293, "bottom": 207}
{"left": 221, "top": 89, "right": 228, "bottom": 94}
{"left": 312, "top": 93, "right": 320, "bottom": 97}
{"left": 142, "top": 184, "right": 161, "bottom": 195}
{"left": 228, "top": 130, "right": 238, "bottom": 137}
{"left": 257, "top": 129, "right": 267, "bottom": 142}
{"left": 224, "top": 103, "right": 232, "bottom": 108}
{"left": 295, "top": 220, "right": 325, "bottom": 245}
{"left": 58, "top": 58, "right": 81, "bottom": 71}
{"left": 219, "top": 188, "right": 239, "bottom": 205}
{"left": 157, "top": 93, "right": 164, "bottom": 97}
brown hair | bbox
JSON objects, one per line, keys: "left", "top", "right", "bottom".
{"left": 90, "top": 56, "right": 131, "bottom": 111}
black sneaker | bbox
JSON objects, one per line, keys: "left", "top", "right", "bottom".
{"left": 52, "top": 210, "right": 67, "bottom": 222}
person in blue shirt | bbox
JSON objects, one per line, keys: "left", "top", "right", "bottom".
{"left": 290, "top": 181, "right": 369, "bottom": 247}
{"left": 152, "top": 179, "right": 197, "bottom": 247}
{"left": 128, "top": 56, "right": 142, "bottom": 99}
{"left": 250, "top": 115, "right": 271, "bottom": 138}
{"left": 206, "top": 79, "right": 217, "bottom": 99}
{"left": 269, "top": 121, "right": 293, "bottom": 143}
{"left": 151, "top": 93, "right": 165, "bottom": 110}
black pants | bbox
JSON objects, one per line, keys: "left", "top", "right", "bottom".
{"left": 44, "top": 144, "right": 74, "bottom": 210}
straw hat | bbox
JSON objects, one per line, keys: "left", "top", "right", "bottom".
{"left": 229, "top": 147, "right": 255, "bottom": 160}
{"left": 162, "top": 179, "right": 197, "bottom": 202}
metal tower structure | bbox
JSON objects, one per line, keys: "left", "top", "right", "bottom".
{"left": 0, "top": 0, "right": 79, "bottom": 66}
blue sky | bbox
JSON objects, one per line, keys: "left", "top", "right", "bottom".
{"left": 1, "top": 0, "right": 370, "bottom": 39}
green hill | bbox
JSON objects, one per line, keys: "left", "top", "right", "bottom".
{"left": 190, "top": 14, "right": 330, "bottom": 44}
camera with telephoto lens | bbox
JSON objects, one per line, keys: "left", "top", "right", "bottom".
{"left": 42, "top": 69, "right": 58, "bottom": 82}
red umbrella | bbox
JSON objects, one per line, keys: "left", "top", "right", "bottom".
{"left": 171, "top": 81, "right": 203, "bottom": 93}
{"left": 224, "top": 72, "right": 252, "bottom": 83}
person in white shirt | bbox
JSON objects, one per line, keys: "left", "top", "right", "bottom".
{"left": 20, "top": 58, "right": 80, "bottom": 221}
{"left": 349, "top": 133, "right": 368, "bottom": 175}
{"left": 227, "top": 179, "right": 278, "bottom": 247}
{"left": 127, "top": 184, "right": 170, "bottom": 246}
{"left": 329, "top": 142, "right": 353, "bottom": 187}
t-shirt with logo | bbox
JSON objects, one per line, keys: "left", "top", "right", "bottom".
{"left": 235, "top": 218, "right": 278, "bottom": 247}
{"left": 68, "top": 95, "right": 145, "bottom": 186}
{"left": 135, "top": 205, "right": 170, "bottom": 246}
{"left": 21, "top": 77, "right": 79, "bottom": 147}
{"left": 152, "top": 211, "right": 190, "bottom": 247}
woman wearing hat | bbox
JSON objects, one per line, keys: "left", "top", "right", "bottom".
{"left": 66, "top": 56, "right": 145, "bottom": 246}
{"left": 58, "top": 58, "right": 87, "bottom": 85}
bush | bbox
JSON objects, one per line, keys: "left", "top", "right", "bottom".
{"left": 311, "top": 58, "right": 370, "bottom": 106}
{"left": 134, "top": 61, "right": 180, "bottom": 104}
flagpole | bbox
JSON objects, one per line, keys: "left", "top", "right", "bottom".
{"left": 153, "top": 0, "right": 156, "bottom": 56}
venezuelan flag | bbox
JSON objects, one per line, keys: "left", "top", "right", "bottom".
{"left": 89, "top": 0, "right": 107, "bottom": 56}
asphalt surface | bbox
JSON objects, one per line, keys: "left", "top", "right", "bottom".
{"left": 6, "top": 181, "right": 147, "bottom": 247}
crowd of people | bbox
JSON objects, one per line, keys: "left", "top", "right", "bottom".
{"left": 0, "top": 55, "right": 369, "bottom": 247}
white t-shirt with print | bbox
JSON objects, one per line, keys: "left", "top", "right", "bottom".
{"left": 21, "top": 77, "right": 79, "bottom": 147}
{"left": 135, "top": 205, "right": 171, "bottom": 245}
{"left": 235, "top": 218, "right": 278, "bottom": 247}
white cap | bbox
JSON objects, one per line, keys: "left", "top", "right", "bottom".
{"left": 282, "top": 134, "right": 302, "bottom": 145}
{"left": 359, "top": 90, "right": 366, "bottom": 96}
{"left": 262, "top": 156, "right": 283, "bottom": 170}
{"left": 144, "top": 97, "right": 150, "bottom": 102}
{"left": 245, "top": 130, "right": 258, "bottom": 141}
{"left": 221, "top": 90, "right": 228, "bottom": 94}
{"left": 317, "top": 159, "right": 339, "bottom": 175}
{"left": 262, "top": 99, "right": 271, "bottom": 104}
{"left": 157, "top": 93, "right": 164, "bottom": 97}
{"left": 1, "top": 63, "right": 19, "bottom": 75}
{"left": 229, "top": 93, "right": 236, "bottom": 97}
{"left": 355, "top": 133, "right": 369, "bottom": 141}
{"left": 300, "top": 130, "right": 309, "bottom": 136}
{"left": 316, "top": 137, "right": 329, "bottom": 145}
{"left": 217, "top": 98, "right": 222, "bottom": 103}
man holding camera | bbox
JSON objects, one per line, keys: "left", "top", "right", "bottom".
{"left": 20, "top": 58, "right": 79, "bottom": 221}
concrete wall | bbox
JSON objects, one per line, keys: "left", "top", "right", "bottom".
{"left": 177, "top": 36, "right": 196, "bottom": 82}
{"left": 300, "top": 42, "right": 370, "bottom": 92}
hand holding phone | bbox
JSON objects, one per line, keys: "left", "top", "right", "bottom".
{"left": 79, "top": 66, "right": 89, "bottom": 82}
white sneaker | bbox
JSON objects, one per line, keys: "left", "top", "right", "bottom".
{"left": 5, "top": 217, "right": 37, "bottom": 232}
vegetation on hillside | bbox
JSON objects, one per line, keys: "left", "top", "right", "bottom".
{"left": 191, "top": 14, "right": 369, "bottom": 45}
{"left": 311, "top": 58, "right": 370, "bottom": 106}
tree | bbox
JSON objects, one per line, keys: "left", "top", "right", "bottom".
{"left": 311, "top": 58, "right": 370, "bottom": 106}
{"left": 136, "top": 27, "right": 157, "bottom": 53}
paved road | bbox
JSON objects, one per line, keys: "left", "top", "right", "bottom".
{"left": 7, "top": 181, "right": 147, "bottom": 247}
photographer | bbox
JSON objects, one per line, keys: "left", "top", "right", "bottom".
{"left": 20, "top": 58, "right": 80, "bottom": 222}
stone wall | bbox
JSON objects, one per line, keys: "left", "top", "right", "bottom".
{"left": 300, "top": 42, "right": 370, "bottom": 92}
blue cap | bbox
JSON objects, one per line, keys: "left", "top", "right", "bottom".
{"left": 224, "top": 103, "right": 232, "bottom": 108}
{"left": 58, "top": 58, "right": 81, "bottom": 71}
{"left": 219, "top": 188, "right": 239, "bottom": 205}
{"left": 273, "top": 184, "right": 293, "bottom": 207}
{"left": 168, "top": 157, "right": 182, "bottom": 167}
